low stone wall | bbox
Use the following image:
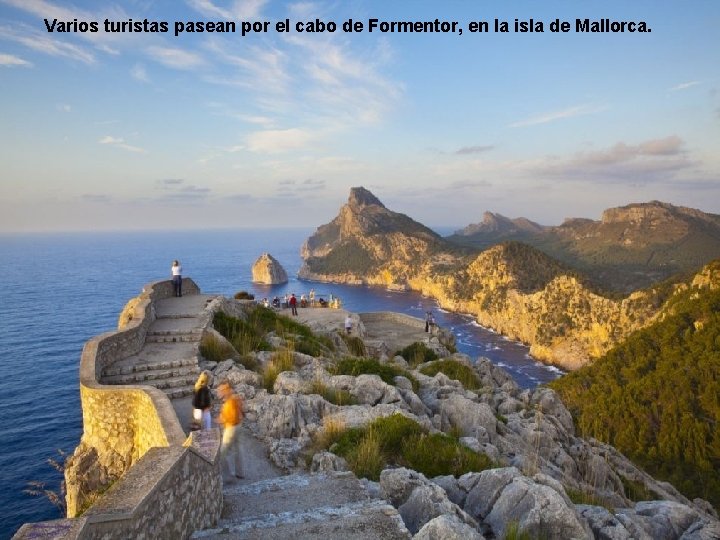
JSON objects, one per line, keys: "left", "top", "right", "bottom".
{"left": 14, "top": 278, "right": 221, "bottom": 540}
{"left": 359, "top": 311, "right": 428, "bottom": 330}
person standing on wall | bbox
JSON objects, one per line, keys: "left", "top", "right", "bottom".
{"left": 171, "top": 260, "right": 182, "bottom": 297}
{"left": 192, "top": 371, "right": 212, "bottom": 430}
{"left": 344, "top": 314, "right": 353, "bottom": 334}
{"left": 289, "top": 293, "right": 298, "bottom": 316}
{"left": 217, "top": 380, "right": 244, "bottom": 480}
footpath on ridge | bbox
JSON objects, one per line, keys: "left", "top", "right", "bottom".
{"left": 101, "top": 293, "right": 413, "bottom": 539}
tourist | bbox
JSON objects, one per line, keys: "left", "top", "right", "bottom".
{"left": 171, "top": 260, "right": 182, "bottom": 297}
{"left": 272, "top": 296, "right": 280, "bottom": 308}
{"left": 262, "top": 298, "right": 269, "bottom": 308}
{"left": 425, "top": 311, "right": 431, "bottom": 332}
{"left": 191, "top": 371, "right": 212, "bottom": 430}
{"left": 309, "top": 288, "right": 315, "bottom": 306}
{"left": 217, "top": 380, "right": 244, "bottom": 480}
{"left": 428, "top": 313, "right": 436, "bottom": 334}
{"left": 289, "top": 293, "right": 298, "bottom": 316}
{"left": 344, "top": 315, "right": 353, "bottom": 334}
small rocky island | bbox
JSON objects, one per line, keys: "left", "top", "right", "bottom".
{"left": 251, "top": 252, "right": 288, "bottom": 284}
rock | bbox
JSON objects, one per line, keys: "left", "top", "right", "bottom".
{"left": 413, "top": 514, "right": 484, "bottom": 540}
{"left": 463, "top": 467, "right": 521, "bottom": 520}
{"left": 251, "top": 252, "right": 288, "bottom": 284}
{"left": 310, "top": 451, "right": 348, "bottom": 473}
{"left": 614, "top": 500, "right": 708, "bottom": 540}
{"left": 440, "top": 394, "right": 498, "bottom": 442}
{"left": 432, "top": 475, "right": 466, "bottom": 507}
{"left": 483, "top": 475, "right": 593, "bottom": 539}
{"left": 577, "top": 505, "right": 635, "bottom": 540}
{"left": 324, "top": 405, "right": 430, "bottom": 431}
{"left": 531, "top": 387, "right": 575, "bottom": 435}
{"left": 379, "top": 468, "right": 478, "bottom": 535}
{"left": 273, "top": 371, "right": 308, "bottom": 395}
{"left": 268, "top": 438, "right": 304, "bottom": 470}
{"left": 351, "top": 374, "right": 405, "bottom": 406}
{"left": 224, "top": 366, "right": 261, "bottom": 388}
{"left": 252, "top": 394, "right": 333, "bottom": 439}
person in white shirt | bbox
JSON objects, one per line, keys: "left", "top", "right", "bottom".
{"left": 344, "top": 315, "right": 353, "bottom": 334}
{"left": 171, "top": 260, "right": 182, "bottom": 297}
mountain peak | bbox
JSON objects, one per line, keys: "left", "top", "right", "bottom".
{"left": 348, "top": 187, "right": 385, "bottom": 210}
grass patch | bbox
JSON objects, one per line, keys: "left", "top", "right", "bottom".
{"left": 308, "top": 379, "right": 356, "bottom": 406}
{"left": 213, "top": 308, "right": 335, "bottom": 357}
{"left": 396, "top": 342, "right": 439, "bottom": 367}
{"left": 262, "top": 347, "right": 295, "bottom": 393}
{"left": 199, "top": 333, "right": 237, "bottom": 362}
{"left": 619, "top": 475, "right": 658, "bottom": 503}
{"left": 325, "top": 414, "right": 494, "bottom": 481}
{"left": 341, "top": 334, "right": 367, "bottom": 357}
{"left": 419, "top": 359, "right": 481, "bottom": 390}
{"left": 331, "top": 357, "right": 419, "bottom": 393}
{"left": 234, "top": 290, "right": 255, "bottom": 300}
{"left": 504, "top": 521, "right": 532, "bottom": 540}
{"left": 565, "top": 487, "right": 612, "bottom": 510}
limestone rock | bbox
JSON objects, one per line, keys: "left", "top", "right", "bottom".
{"left": 413, "top": 514, "right": 485, "bottom": 540}
{"left": 251, "top": 252, "right": 288, "bottom": 284}
{"left": 310, "top": 451, "right": 348, "bottom": 473}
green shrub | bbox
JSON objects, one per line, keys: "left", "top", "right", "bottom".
{"left": 234, "top": 290, "right": 255, "bottom": 300}
{"left": 419, "top": 359, "right": 481, "bottom": 390}
{"left": 327, "top": 414, "right": 494, "bottom": 481}
{"left": 199, "top": 333, "right": 236, "bottom": 362}
{"left": 262, "top": 348, "right": 295, "bottom": 393}
{"left": 341, "top": 334, "right": 367, "bottom": 357}
{"left": 331, "top": 358, "right": 418, "bottom": 392}
{"left": 396, "top": 342, "right": 439, "bottom": 367}
{"left": 308, "top": 380, "right": 355, "bottom": 406}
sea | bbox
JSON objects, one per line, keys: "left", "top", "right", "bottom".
{"left": 0, "top": 228, "right": 562, "bottom": 538}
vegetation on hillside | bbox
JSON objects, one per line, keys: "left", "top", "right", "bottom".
{"left": 419, "top": 359, "right": 482, "bottom": 390}
{"left": 550, "top": 283, "right": 720, "bottom": 510}
{"left": 213, "top": 307, "right": 335, "bottom": 358}
{"left": 318, "top": 414, "right": 494, "bottom": 481}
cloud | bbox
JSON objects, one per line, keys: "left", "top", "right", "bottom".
{"left": 246, "top": 128, "right": 314, "bottom": 153}
{"left": 131, "top": 63, "right": 149, "bottom": 82}
{"left": 146, "top": 46, "right": 204, "bottom": 70}
{"left": 57, "top": 103, "right": 71, "bottom": 112}
{"left": 0, "top": 24, "right": 95, "bottom": 63}
{"left": 455, "top": 145, "right": 494, "bottom": 155}
{"left": 186, "top": 0, "right": 268, "bottom": 20}
{"left": 447, "top": 180, "right": 493, "bottom": 190}
{"left": 98, "top": 135, "right": 147, "bottom": 153}
{"left": 541, "top": 135, "right": 692, "bottom": 182}
{"left": 159, "top": 178, "right": 184, "bottom": 186}
{"left": 510, "top": 104, "right": 605, "bottom": 128}
{"left": 203, "top": 40, "right": 289, "bottom": 93}
{"left": 155, "top": 179, "right": 211, "bottom": 203}
{"left": 0, "top": 52, "right": 31, "bottom": 67}
{"left": 669, "top": 81, "right": 700, "bottom": 92}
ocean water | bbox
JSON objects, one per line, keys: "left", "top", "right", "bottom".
{"left": 0, "top": 228, "right": 561, "bottom": 538}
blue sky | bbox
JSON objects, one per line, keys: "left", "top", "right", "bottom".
{"left": 1, "top": 0, "right": 719, "bottom": 232}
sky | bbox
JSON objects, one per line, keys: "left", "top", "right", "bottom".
{"left": 0, "top": 0, "right": 719, "bottom": 232}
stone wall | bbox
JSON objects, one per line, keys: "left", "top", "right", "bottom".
{"left": 14, "top": 278, "right": 221, "bottom": 539}
{"left": 360, "top": 311, "right": 427, "bottom": 329}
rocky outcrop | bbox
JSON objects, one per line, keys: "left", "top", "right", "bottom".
{"left": 252, "top": 252, "right": 288, "bottom": 284}
{"left": 299, "top": 189, "right": 720, "bottom": 369}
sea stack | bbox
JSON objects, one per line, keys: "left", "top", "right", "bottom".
{"left": 252, "top": 253, "right": 288, "bottom": 284}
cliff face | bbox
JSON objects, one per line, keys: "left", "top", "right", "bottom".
{"left": 252, "top": 253, "right": 289, "bottom": 284}
{"left": 451, "top": 201, "right": 720, "bottom": 292}
{"left": 300, "top": 188, "right": 719, "bottom": 369}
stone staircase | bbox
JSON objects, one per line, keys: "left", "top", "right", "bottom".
{"left": 100, "top": 296, "right": 212, "bottom": 399}
{"left": 191, "top": 472, "right": 411, "bottom": 540}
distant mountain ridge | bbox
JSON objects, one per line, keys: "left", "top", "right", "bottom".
{"left": 449, "top": 200, "right": 720, "bottom": 291}
{"left": 299, "top": 188, "right": 720, "bottom": 369}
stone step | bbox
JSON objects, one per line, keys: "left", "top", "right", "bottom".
{"left": 145, "top": 333, "right": 203, "bottom": 344}
{"left": 101, "top": 364, "right": 200, "bottom": 385}
{"left": 192, "top": 498, "right": 410, "bottom": 540}
{"left": 103, "top": 353, "right": 199, "bottom": 377}
{"left": 221, "top": 473, "right": 370, "bottom": 520}
{"left": 164, "top": 385, "right": 195, "bottom": 399}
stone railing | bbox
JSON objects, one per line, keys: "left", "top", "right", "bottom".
{"left": 359, "top": 311, "right": 428, "bottom": 329}
{"left": 13, "top": 278, "right": 222, "bottom": 540}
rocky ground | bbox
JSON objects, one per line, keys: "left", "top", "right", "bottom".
{"left": 194, "top": 298, "right": 720, "bottom": 539}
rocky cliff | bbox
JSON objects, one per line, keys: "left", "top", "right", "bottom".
{"left": 299, "top": 188, "right": 718, "bottom": 369}
{"left": 252, "top": 253, "right": 289, "bottom": 284}
{"left": 452, "top": 201, "right": 720, "bottom": 292}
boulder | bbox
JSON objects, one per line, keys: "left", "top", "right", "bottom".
{"left": 483, "top": 475, "right": 592, "bottom": 539}
{"left": 310, "top": 451, "right": 348, "bottom": 473}
{"left": 251, "top": 253, "right": 288, "bottom": 284}
{"left": 413, "top": 514, "right": 484, "bottom": 540}
{"left": 439, "top": 394, "right": 498, "bottom": 442}
{"left": 252, "top": 393, "right": 333, "bottom": 439}
{"left": 577, "top": 505, "right": 635, "bottom": 540}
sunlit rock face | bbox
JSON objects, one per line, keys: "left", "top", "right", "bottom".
{"left": 252, "top": 253, "right": 289, "bottom": 285}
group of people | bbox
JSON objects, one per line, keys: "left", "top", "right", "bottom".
{"left": 192, "top": 372, "right": 244, "bottom": 481}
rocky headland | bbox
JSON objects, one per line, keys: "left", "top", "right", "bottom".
{"left": 299, "top": 187, "right": 720, "bottom": 369}
{"left": 251, "top": 252, "right": 288, "bottom": 284}
{"left": 194, "top": 298, "right": 720, "bottom": 539}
